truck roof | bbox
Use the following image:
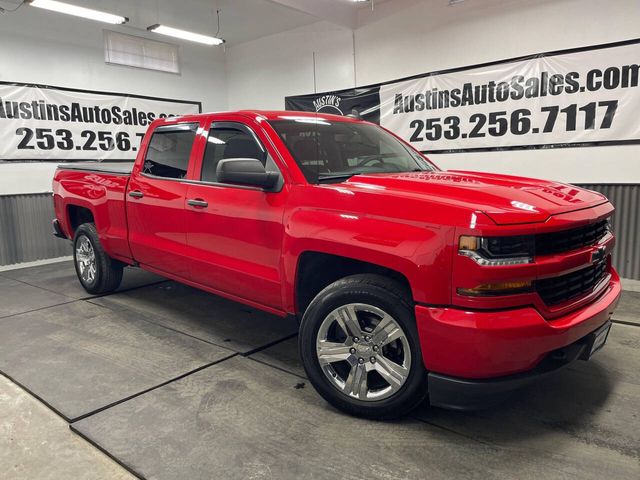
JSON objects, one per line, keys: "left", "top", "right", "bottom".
{"left": 157, "top": 110, "right": 364, "bottom": 125}
{"left": 238, "top": 110, "right": 362, "bottom": 122}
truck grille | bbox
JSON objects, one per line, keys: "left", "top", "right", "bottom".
{"left": 536, "top": 220, "right": 609, "bottom": 256}
{"left": 536, "top": 261, "right": 608, "bottom": 306}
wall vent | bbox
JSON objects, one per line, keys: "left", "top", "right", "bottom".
{"left": 104, "top": 30, "right": 180, "bottom": 74}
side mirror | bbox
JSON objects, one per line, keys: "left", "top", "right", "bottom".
{"left": 216, "top": 158, "right": 280, "bottom": 190}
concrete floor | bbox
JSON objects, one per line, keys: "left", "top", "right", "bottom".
{"left": 0, "top": 376, "right": 134, "bottom": 480}
{"left": 0, "top": 261, "right": 639, "bottom": 479}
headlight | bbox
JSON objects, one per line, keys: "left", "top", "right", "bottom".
{"left": 458, "top": 235, "right": 534, "bottom": 266}
{"left": 605, "top": 217, "right": 613, "bottom": 234}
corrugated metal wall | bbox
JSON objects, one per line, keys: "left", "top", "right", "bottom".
{"left": 0, "top": 193, "right": 71, "bottom": 266}
{"left": 0, "top": 187, "right": 638, "bottom": 279}
{"left": 578, "top": 184, "right": 640, "bottom": 280}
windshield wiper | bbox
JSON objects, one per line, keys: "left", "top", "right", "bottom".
{"left": 317, "top": 167, "right": 431, "bottom": 183}
{"left": 317, "top": 173, "right": 358, "bottom": 182}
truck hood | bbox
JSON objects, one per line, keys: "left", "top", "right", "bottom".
{"left": 343, "top": 170, "right": 608, "bottom": 225}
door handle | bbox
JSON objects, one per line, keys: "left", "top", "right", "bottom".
{"left": 128, "top": 190, "right": 144, "bottom": 198}
{"left": 187, "top": 198, "right": 208, "bottom": 208}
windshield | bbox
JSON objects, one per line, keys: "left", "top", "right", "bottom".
{"left": 269, "top": 118, "right": 437, "bottom": 183}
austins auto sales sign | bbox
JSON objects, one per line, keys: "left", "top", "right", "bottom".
{"left": 0, "top": 82, "right": 201, "bottom": 161}
{"left": 285, "top": 40, "right": 640, "bottom": 153}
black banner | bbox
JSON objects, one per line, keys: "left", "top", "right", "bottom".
{"left": 285, "top": 87, "right": 381, "bottom": 124}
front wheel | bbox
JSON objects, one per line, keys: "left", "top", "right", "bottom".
{"left": 299, "top": 274, "right": 428, "bottom": 419}
{"left": 73, "top": 223, "right": 123, "bottom": 294}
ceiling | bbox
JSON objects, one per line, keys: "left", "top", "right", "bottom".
{"left": 0, "top": 0, "right": 390, "bottom": 45}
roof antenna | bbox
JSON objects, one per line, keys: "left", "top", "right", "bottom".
{"left": 346, "top": 109, "right": 362, "bottom": 120}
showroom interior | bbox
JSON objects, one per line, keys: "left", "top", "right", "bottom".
{"left": 0, "top": 0, "right": 639, "bottom": 479}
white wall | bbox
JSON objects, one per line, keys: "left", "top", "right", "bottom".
{"left": 0, "top": 2, "right": 227, "bottom": 194}
{"left": 225, "top": 0, "right": 640, "bottom": 183}
{"left": 226, "top": 21, "right": 355, "bottom": 110}
{"left": 2, "top": 0, "right": 638, "bottom": 191}
{"left": 355, "top": 0, "right": 638, "bottom": 85}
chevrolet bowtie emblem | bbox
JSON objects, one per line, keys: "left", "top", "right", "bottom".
{"left": 591, "top": 245, "right": 606, "bottom": 264}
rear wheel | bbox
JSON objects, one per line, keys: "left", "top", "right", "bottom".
{"left": 73, "top": 223, "right": 123, "bottom": 294}
{"left": 299, "top": 274, "right": 428, "bottom": 419}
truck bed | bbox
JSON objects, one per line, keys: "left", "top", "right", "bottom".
{"left": 57, "top": 162, "right": 134, "bottom": 175}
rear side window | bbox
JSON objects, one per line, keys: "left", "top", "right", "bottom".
{"left": 143, "top": 123, "right": 197, "bottom": 179}
{"left": 200, "top": 123, "right": 267, "bottom": 183}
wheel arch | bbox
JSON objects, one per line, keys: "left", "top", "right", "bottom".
{"left": 66, "top": 204, "right": 95, "bottom": 238}
{"left": 293, "top": 251, "right": 414, "bottom": 316}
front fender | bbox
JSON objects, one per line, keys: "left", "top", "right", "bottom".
{"left": 281, "top": 207, "right": 455, "bottom": 312}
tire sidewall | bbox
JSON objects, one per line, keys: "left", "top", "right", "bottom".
{"left": 299, "top": 278, "right": 427, "bottom": 418}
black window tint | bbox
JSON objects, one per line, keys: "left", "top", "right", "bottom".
{"left": 201, "top": 125, "right": 267, "bottom": 183}
{"left": 143, "top": 124, "right": 197, "bottom": 179}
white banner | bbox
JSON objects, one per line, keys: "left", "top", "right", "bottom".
{"left": 380, "top": 42, "right": 640, "bottom": 152}
{"left": 0, "top": 83, "right": 201, "bottom": 161}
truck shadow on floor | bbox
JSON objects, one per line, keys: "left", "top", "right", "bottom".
{"left": 413, "top": 361, "right": 634, "bottom": 457}
{"left": 253, "top": 333, "right": 626, "bottom": 452}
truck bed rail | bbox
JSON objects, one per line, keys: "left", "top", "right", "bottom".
{"left": 57, "top": 162, "right": 134, "bottom": 175}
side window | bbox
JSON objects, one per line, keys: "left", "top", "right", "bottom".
{"left": 201, "top": 124, "right": 267, "bottom": 183}
{"left": 143, "top": 123, "right": 197, "bottom": 179}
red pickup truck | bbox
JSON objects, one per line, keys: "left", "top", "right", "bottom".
{"left": 52, "top": 110, "right": 620, "bottom": 418}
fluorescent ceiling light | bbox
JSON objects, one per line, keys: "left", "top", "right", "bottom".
{"left": 147, "top": 24, "right": 224, "bottom": 46}
{"left": 28, "top": 0, "right": 128, "bottom": 24}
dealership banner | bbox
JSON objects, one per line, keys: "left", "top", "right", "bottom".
{"left": 285, "top": 86, "right": 381, "bottom": 124}
{"left": 285, "top": 39, "right": 640, "bottom": 154}
{"left": 0, "top": 82, "right": 201, "bottom": 161}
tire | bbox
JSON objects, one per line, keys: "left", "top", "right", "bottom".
{"left": 299, "top": 274, "right": 428, "bottom": 419}
{"left": 73, "top": 223, "right": 123, "bottom": 294}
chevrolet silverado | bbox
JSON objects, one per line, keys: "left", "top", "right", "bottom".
{"left": 52, "top": 111, "right": 620, "bottom": 418}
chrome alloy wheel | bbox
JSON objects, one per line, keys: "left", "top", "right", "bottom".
{"left": 75, "top": 236, "right": 97, "bottom": 284}
{"left": 316, "top": 303, "right": 411, "bottom": 401}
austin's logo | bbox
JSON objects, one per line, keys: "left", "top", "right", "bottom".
{"left": 313, "top": 95, "right": 343, "bottom": 115}
{"left": 591, "top": 245, "right": 606, "bottom": 264}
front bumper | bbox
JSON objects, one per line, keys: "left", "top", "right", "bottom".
{"left": 415, "top": 269, "right": 621, "bottom": 408}
{"left": 427, "top": 321, "right": 611, "bottom": 410}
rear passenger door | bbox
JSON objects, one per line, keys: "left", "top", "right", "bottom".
{"left": 127, "top": 122, "right": 201, "bottom": 278}
{"left": 185, "top": 120, "right": 288, "bottom": 310}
